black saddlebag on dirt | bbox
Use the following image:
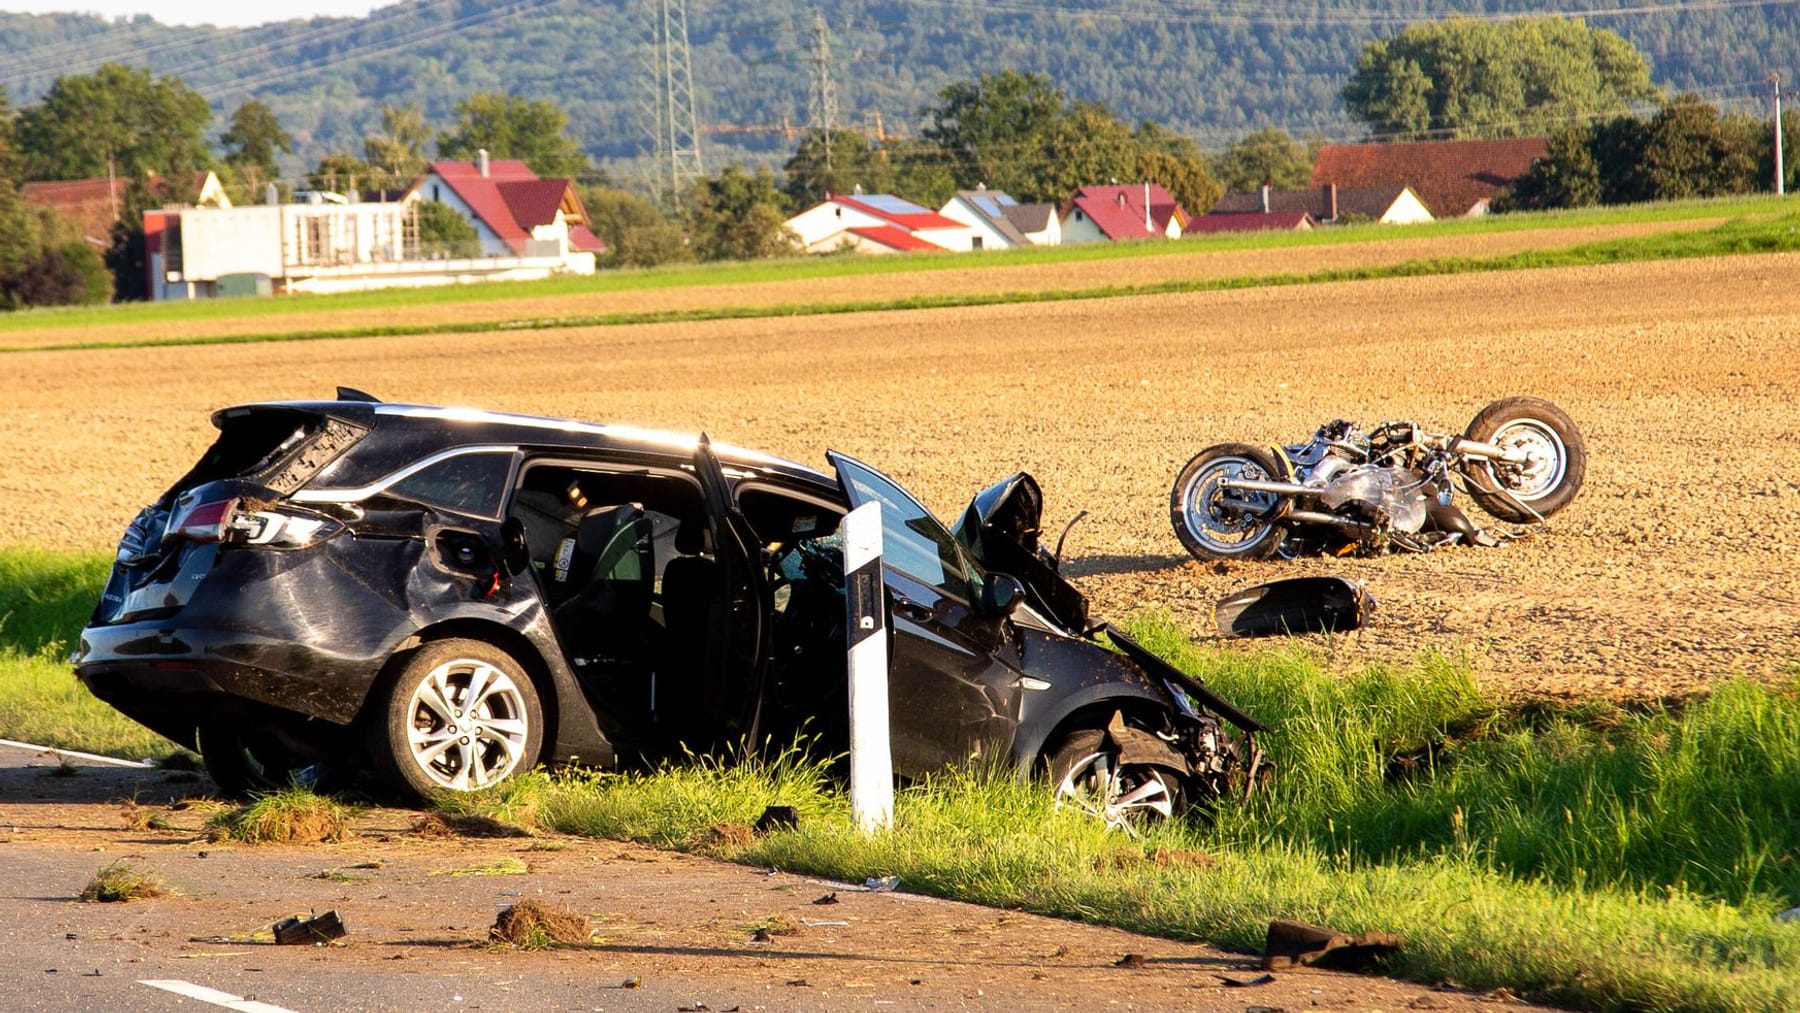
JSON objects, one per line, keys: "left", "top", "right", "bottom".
{"left": 1214, "top": 576, "right": 1374, "bottom": 638}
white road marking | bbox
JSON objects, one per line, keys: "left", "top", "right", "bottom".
{"left": 137, "top": 979, "right": 303, "bottom": 1012}
{"left": 0, "top": 738, "right": 154, "bottom": 767}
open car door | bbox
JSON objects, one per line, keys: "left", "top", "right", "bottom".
{"left": 691, "top": 436, "right": 770, "bottom": 741}
{"left": 826, "top": 450, "right": 1024, "bottom": 776}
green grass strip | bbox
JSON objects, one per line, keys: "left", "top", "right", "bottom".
{"left": 0, "top": 548, "right": 176, "bottom": 759}
{"left": 8, "top": 209, "right": 1798, "bottom": 356}
{"left": 0, "top": 192, "right": 1779, "bottom": 337}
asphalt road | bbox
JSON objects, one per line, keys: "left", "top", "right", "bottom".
{"left": 0, "top": 744, "right": 1551, "bottom": 1013}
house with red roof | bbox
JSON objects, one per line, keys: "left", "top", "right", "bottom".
{"left": 23, "top": 171, "right": 229, "bottom": 248}
{"left": 1186, "top": 209, "right": 1316, "bottom": 236}
{"left": 404, "top": 151, "right": 605, "bottom": 262}
{"left": 784, "top": 191, "right": 981, "bottom": 254}
{"left": 1311, "top": 138, "right": 1547, "bottom": 218}
{"left": 1059, "top": 183, "right": 1188, "bottom": 243}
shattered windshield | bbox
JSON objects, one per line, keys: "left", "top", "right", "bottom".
{"left": 831, "top": 454, "right": 981, "bottom": 602}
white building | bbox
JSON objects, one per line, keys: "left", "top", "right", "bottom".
{"left": 146, "top": 191, "right": 599, "bottom": 301}
{"left": 937, "top": 188, "right": 1060, "bottom": 248}
{"left": 784, "top": 192, "right": 981, "bottom": 254}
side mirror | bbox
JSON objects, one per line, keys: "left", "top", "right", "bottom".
{"left": 975, "top": 573, "right": 1026, "bottom": 617}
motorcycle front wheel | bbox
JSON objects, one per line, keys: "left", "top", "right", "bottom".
{"left": 1169, "top": 442, "right": 1285, "bottom": 560}
{"left": 1461, "top": 396, "right": 1586, "bottom": 523}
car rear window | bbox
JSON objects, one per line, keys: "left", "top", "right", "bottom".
{"left": 173, "top": 409, "right": 369, "bottom": 497}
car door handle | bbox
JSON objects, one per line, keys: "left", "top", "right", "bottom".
{"left": 892, "top": 598, "right": 932, "bottom": 622}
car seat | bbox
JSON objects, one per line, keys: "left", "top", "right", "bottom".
{"left": 552, "top": 503, "right": 654, "bottom": 669}
{"left": 657, "top": 519, "right": 729, "bottom": 728}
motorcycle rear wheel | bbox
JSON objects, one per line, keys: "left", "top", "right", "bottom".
{"left": 1169, "top": 443, "right": 1285, "bottom": 560}
{"left": 1461, "top": 396, "right": 1586, "bottom": 523}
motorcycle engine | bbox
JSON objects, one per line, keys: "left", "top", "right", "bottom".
{"left": 1318, "top": 466, "right": 1428, "bottom": 533}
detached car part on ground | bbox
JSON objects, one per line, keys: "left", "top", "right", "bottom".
{"left": 1170, "top": 397, "right": 1586, "bottom": 561}
{"left": 76, "top": 390, "right": 1263, "bottom": 829}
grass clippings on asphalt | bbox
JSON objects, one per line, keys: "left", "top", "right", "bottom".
{"left": 79, "top": 859, "right": 168, "bottom": 902}
{"left": 489, "top": 899, "right": 592, "bottom": 949}
{"left": 430, "top": 856, "right": 529, "bottom": 877}
{"left": 208, "top": 788, "right": 354, "bottom": 844}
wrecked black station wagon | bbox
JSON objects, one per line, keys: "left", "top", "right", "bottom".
{"left": 75, "top": 390, "right": 1261, "bottom": 826}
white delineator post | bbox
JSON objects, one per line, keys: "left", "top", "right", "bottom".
{"left": 843, "top": 501, "right": 893, "bottom": 833}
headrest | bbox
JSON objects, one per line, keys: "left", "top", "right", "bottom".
{"left": 674, "top": 520, "right": 706, "bottom": 555}
{"left": 576, "top": 503, "right": 645, "bottom": 555}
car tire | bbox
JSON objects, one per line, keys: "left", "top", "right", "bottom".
{"left": 366, "top": 638, "right": 544, "bottom": 802}
{"left": 1047, "top": 728, "right": 1185, "bottom": 834}
{"left": 198, "top": 724, "right": 350, "bottom": 799}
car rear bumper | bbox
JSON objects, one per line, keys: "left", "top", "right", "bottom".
{"left": 75, "top": 620, "right": 381, "bottom": 742}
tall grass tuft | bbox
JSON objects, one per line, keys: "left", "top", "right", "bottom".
{"left": 1124, "top": 613, "right": 1800, "bottom": 905}
{"left": 209, "top": 787, "right": 355, "bottom": 844}
{"left": 538, "top": 738, "right": 843, "bottom": 850}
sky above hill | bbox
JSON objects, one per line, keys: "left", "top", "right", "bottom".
{"left": 0, "top": 1, "right": 386, "bottom": 26}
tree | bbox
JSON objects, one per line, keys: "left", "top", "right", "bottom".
{"left": 220, "top": 101, "right": 294, "bottom": 180}
{"left": 1496, "top": 125, "right": 1603, "bottom": 211}
{"left": 16, "top": 63, "right": 212, "bottom": 182}
{"left": 1211, "top": 127, "right": 1318, "bottom": 191}
{"left": 782, "top": 129, "right": 895, "bottom": 206}
{"left": 1342, "top": 17, "right": 1659, "bottom": 140}
{"left": 1637, "top": 93, "right": 1760, "bottom": 199}
{"left": 885, "top": 139, "right": 959, "bottom": 208}
{"left": 921, "top": 70, "right": 1067, "bottom": 194}
{"left": 687, "top": 166, "right": 793, "bottom": 261}
{"left": 414, "top": 200, "right": 481, "bottom": 259}
{"left": 437, "top": 93, "right": 589, "bottom": 178}
{"left": 1590, "top": 115, "right": 1652, "bottom": 203}
{"left": 1138, "top": 150, "right": 1222, "bottom": 216}
{"left": 582, "top": 185, "right": 693, "bottom": 268}
{"left": 1031, "top": 103, "right": 1139, "bottom": 204}
{"left": 306, "top": 153, "right": 380, "bottom": 193}
{"left": 364, "top": 103, "right": 431, "bottom": 183}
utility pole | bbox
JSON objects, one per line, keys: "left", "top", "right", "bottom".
{"left": 637, "top": 0, "right": 704, "bottom": 208}
{"left": 807, "top": 11, "right": 838, "bottom": 172}
{"left": 1775, "top": 72, "right": 1786, "bottom": 197}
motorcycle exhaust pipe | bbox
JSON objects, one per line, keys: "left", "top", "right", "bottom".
{"left": 1218, "top": 477, "right": 1317, "bottom": 497}
{"left": 1284, "top": 509, "right": 1372, "bottom": 533}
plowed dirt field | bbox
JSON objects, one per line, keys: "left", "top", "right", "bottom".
{"left": 6, "top": 250, "right": 1799, "bottom": 700}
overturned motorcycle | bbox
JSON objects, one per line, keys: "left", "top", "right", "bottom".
{"left": 1170, "top": 397, "right": 1585, "bottom": 560}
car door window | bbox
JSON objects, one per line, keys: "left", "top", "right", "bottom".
{"left": 829, "top": 453, "right": 978, "bottom": 602}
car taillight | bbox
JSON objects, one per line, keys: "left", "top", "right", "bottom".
{"left": 167, "top": 497, "right": 342, "bottom": 549}
{"left": 235, "top": 507, "right": 344, "bottom": 549}
{"left": 170, "top": 498, "right": 238, "bottom": 543}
